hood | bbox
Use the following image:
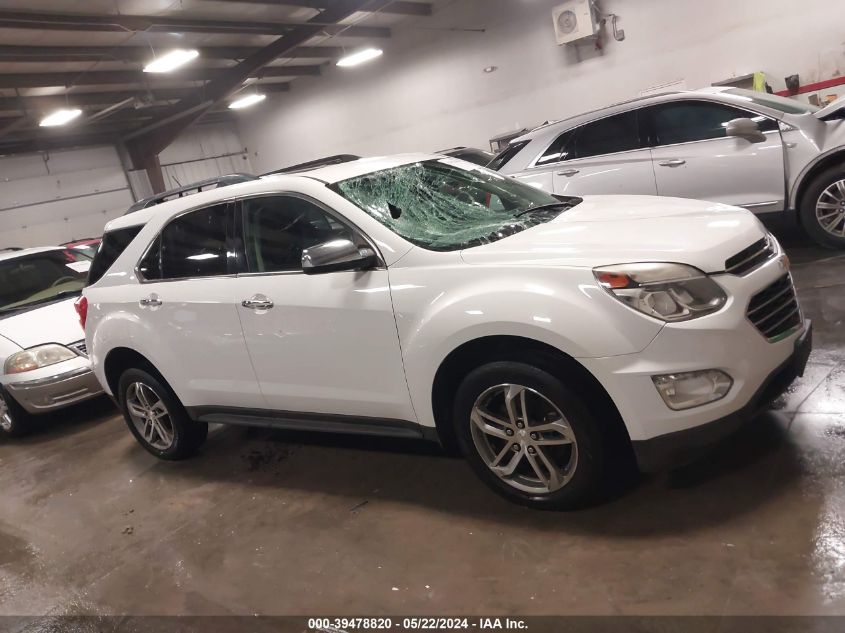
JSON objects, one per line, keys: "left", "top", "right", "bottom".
{"left": 0, "top": 297, "right": 85, "bottom": 349}
{"left": 460, "top": 195, "right": 767, "bottom": 273}
{"left": 815, "top": 95, "right": 845, "bottom": 120}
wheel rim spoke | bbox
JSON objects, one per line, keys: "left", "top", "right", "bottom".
{"left": 817, "top": 181, "right": 845, "bottom": 237}
{"left": 126, "top": 382, "right": 173, "bottom": 450}
{"left": 470, "top": 383, "right": 578, "bottom": 495}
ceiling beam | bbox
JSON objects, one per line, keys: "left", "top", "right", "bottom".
{"left": 0, "top": 84, "right": 292, "bottom": 114}
{"left": 0, "top": 66, "right": 321, "bottom": 89}
{"left": 209, "top": 0, "right": 432, "bottom": 16}
{"left": 0, "top": 132, "right": 121, "bottom": 156}
{"left": 124, "top": 1, "right": 373, "bottom": 158}
{"left": 0, "top": 10, "right": 390, "bottom": 37}
{"left": 0, "top": 44, "right": 344, "bottom": 63}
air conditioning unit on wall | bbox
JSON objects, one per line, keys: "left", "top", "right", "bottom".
{"left": 553, "top": 0, "right": 598, "bottom": 45}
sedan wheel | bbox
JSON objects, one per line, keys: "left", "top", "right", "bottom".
{"left": 470, "top": 383, "right": 578, "bottom": 494}
{"left": 815, "top": 179, "right": 845, "bottom": 238}
{"left": 0, "top": 393, "right": 13, "bottom": 433}
{"left": 125, "top": 382, "right": 175, "bottom": 451}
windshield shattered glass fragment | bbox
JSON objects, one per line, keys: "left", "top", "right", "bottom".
{"left": 334, "top": 159, "right": 579, "bottom": 251}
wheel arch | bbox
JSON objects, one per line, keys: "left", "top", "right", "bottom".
{"left": 791, "top": 149, "right": 845, "bottom": 215}
{"left": 103, "top": 347, "right": 164, "bottom": 401}
{"left": 430, "top": 335, "right": 631, "bottom": 454}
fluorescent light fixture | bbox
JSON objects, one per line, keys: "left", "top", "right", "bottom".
{"left": 39, "top": 108, "right": 82, "bottom": 127}
{"left": 229, "top": 93, "right": 266, "bottom": 110}
{"left": 143, "top": 49, "right": 199, "bottom": 73}
{"left": 337, "top": 48, "right": 383, "bottom": 68}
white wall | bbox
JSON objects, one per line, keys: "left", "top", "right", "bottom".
{"left": 0, "top": 145, "right": 134, "bottom": 249}
{"left": 238, "top": 0, "right": 845, "bottom": 173}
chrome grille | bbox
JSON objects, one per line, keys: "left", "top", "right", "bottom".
{"left": 725, "top": 235, "right": 776, "bottom": 276}
{"left": 747, "top": 275, "right": 801, "bottom": 341}
{"left": 69, "top": 340, "right": 88, "bottom": 357}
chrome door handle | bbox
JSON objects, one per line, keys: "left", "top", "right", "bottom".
{"left": 242, "top": 298, "right": 274, "bottom": 310}
{"left": 139, "top": 297, "right": 162, "bottom": 307}
{"left": 658, "top": 159, "right": 686, "bottom": 167}
{"left": 556, "top": 169, "right": 580, "bottom": 177}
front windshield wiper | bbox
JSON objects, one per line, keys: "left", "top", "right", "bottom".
{"left": 513, "top": 202, "right": 572, "bottom": 218}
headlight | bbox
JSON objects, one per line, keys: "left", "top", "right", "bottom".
{"left": 593, "top": 263, "right": 727, "bottom": 322}
{"left": 4, "top": 344, "right": 77, "bottom": 375}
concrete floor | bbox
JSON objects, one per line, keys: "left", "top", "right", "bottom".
{"left": 1, "top": 231, "right": 844, "bottom": 619}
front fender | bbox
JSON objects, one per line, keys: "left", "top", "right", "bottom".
{"left": 388, "top": 264, "right": 663, "bottom": 428}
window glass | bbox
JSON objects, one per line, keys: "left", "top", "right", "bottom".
{"left": 651, "top": 101, "right": 777, "bottom": 145}
{"left": 536, "top": 129, "right": 576, "bottom": 166}
{"left": 488, "top": 140, "right": 529, "bottom": 171}
{"left": 88, "top": 225, "right": 142, "bottom": 285}
{"left": 160, "top": 204, "right": 229, "bottom": 280}
{"left": 138, "top": 236, "right": 162, "bottom": 280}
{"left": 242, "top": 197, "right": 356, "bottom": 273}
{"left": 572, "top": 110, "right": 642, "bottom": 159}
{"left": 0, "top": 251, "right": 88, "bottom": 315}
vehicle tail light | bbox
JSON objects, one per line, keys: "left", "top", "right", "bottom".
{"left": 75, "top": 295, "right": 88, "bottom": 330}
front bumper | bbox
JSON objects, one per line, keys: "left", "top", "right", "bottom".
{"left": 632, "top": 321, "right": 811, "bottom": 471}
{"left": 3, "top": 362, "right": 103, "bottom": 414}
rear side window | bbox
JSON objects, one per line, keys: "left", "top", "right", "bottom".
{"left": 488, "top": 140, "right": 529, "bottom": 171}
{"left": 571, "top": 110, "right": 642, "bottom": 159}
{"left": 159, "top": 204, "right": 230, "bottom": 280}
{"left": 88, "top": 225, "right": 143, "bottom": 285}
{"left": 649, "top": 101, "right": 779, "bottom": 146}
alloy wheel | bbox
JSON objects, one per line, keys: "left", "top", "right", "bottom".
{"left": 125, "top": 382, "right": 175, "bottom": 450}
{"left": 470, "top": 383, "right": 578, "bottom": 494}
{"left": 816, "top": 179, "right": 845, "bottom": 237}
{"left": 0, "top": 393, "right": 12, "bottom": 432}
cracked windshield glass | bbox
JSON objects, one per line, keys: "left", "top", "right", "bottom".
{"left": 334, "top": 159, "right": 579, "bottom": 251}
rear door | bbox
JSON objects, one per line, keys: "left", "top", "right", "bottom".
{"left": 515, "top": 109, "right": 658, "bottom": 197}
{"left": 134, "top": 202, "right": 263, "bottom": 409}
{"left": 646, "top": 100, "right": 786, "bottom": 212}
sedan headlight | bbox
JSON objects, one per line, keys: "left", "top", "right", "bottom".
{"left": 593, "top": 263, "right": 727, "bottom": 322}
{"left": 4, "top": 344, "right": 77, "bottom": 375}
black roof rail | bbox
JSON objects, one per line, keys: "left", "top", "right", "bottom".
{"left": 263, "top": 154, "right": 361, "bottom": 176}
{"left": 124, "top": 173, "right": 258, "bottom": 215}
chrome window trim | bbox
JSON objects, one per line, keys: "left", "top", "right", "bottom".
{"left": 134, "top": 190, "right": 386, "bottom": 284}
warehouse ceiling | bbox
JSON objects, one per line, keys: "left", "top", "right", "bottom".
{"left": 0, "top": 0, "right": 433, "bottom": 157}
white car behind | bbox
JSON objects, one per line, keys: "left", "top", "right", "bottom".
{"left": 0, "top": 247, "right": 102, "bottom": 436}
{"left": 496, "top": 87, "right": 845, "bottom": 248}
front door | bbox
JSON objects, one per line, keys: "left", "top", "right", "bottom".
{"left": 232, "top": 194, "right": 415, "bottom": 423}
{"left": 646, "top": 100, "right": 786, "bottom": 212}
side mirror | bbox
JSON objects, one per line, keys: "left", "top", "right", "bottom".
{"left": 725, "top": 118, "right": 767, "bottom": 143}
{"left": 302, "top": 238, "right": 378, "bottom": 275}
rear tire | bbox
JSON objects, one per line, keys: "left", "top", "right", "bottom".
{"left": 799, "top": 166, "right": 845, "bottom": 249}
{"left": 117, "top": 368, "right": 207, "bottom": 460}
{"left": 453, "top": 361, "right": 605, "bottom": 510}
{"left": 0, "top": 390, "right": 30, "bottom": 438}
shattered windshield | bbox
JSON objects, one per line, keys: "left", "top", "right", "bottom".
{"left": 332, "top": 159, "right": 578, "bottom": 251}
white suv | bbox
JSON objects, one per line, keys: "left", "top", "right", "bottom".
{"left": 495, "top": 87, "right": 845, "bottom": 248}
{"left": 81, "top": 155, "right": 811, "bottom": 509}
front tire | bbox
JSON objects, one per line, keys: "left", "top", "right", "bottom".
{"left": 0, "top": 390, "right": 30, "bottom": 438}
{"left": 453, "top": 361, "right": 605, "bottom": 510}
{"left": 118, "top": 368, "right": 208, "bottom": 460}
{"left": 799, "top": 166, "right": 845, "bottom": 248}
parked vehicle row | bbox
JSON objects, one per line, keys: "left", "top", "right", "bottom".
{"left": 493, "top": 87, "right": 845, "bottom": 248}
{"left": 78, "top": 154, "right": 810, "bottom": 508}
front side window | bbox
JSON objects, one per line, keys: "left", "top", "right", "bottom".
{"left": 333, "top": 159, "right": 577, "bottom": 251}
{"left": 572, "top": 110, "right": 643, "bottom": 159}
{"left": 0, "top": 251, "right": 88, "bottom": 316}
{"left": 650, "top": 101, "right": 778, "bottom": 146}
{"left": 535, "top": 129, "right": 577, "bottom": 166}
{"left": 158, "top": 204, "right": 230, "bottom": 280}
{"left": 242, "top": 196, "right": 356, "bottom": 273}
